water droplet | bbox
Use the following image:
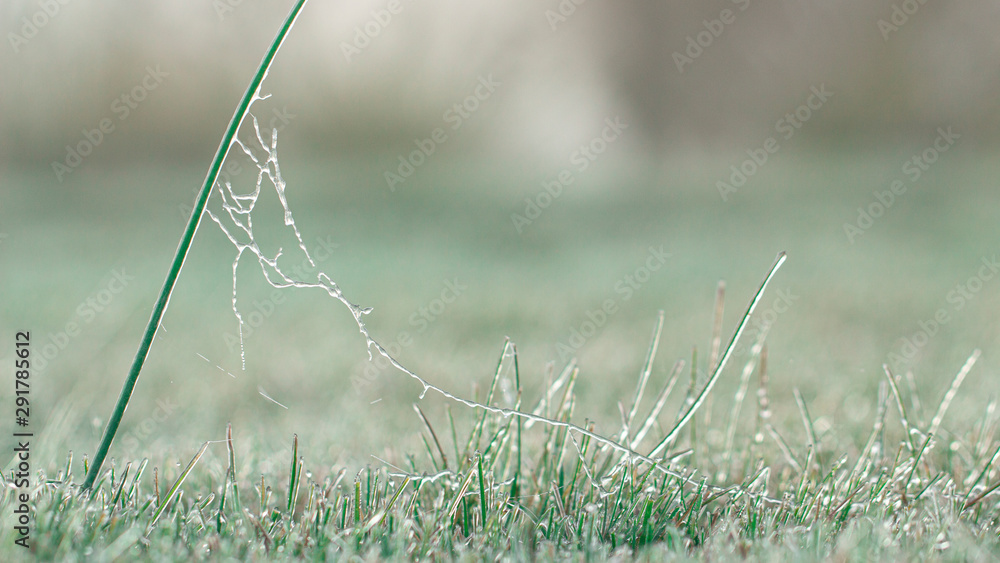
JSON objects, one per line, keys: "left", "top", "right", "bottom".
{"left": 419, "top": 385, "right": 428, "bottom": 400}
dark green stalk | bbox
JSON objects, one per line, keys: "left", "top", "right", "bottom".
{"left": 81, "top": 0, "right": 309, "bottom": 492}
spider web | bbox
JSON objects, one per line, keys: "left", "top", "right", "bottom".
{"left": 204, "top": 99, "right": 372, "bottom": 371}
{"left": 200, "top": 96, "right": 788, "bottom": 503}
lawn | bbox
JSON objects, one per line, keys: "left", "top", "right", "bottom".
{"left": 3, "top": 137, "right": 1000, "bottom": 558}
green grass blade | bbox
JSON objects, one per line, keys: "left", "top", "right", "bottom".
{"left": 363, "top": 476, "right": 410, "bottom": 532}
{"left": 226, "top": 423, "right": 241, "bottom": 514}
{"left": 287, "top": 434, "right": 299, "bottom": 514}
{"left": 146, "top": 442, "right": 209, "bottom": 535}
{"left": 902, "top": 432, "right": 933, "bottom": 506}
{"left": 477, "top": 453, "right": 488, "bottom": 530}
{"left": 80, "top": 0, "right": 310, "bottom": 492}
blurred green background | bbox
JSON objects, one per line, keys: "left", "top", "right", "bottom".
{"left": 2, "top": 0, "right": 1000, "bottom": 473}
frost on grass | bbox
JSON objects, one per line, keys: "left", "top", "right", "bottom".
{"left": 203, "top": 98, "right": 793, "bottom": 503}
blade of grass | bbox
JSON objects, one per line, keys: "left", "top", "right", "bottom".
{"left": 414, "top": 404, "right": 449, "bottom": 470}
{"left": 622, "top": 311, "right": 665, "bottom": 441}
{"left": 964, "top": 479, "right": 1000, "bottom": 511}
{"left": 902, "top": 432, "right": 933, "bottom": 505}
{"left": 363, "top": 476, "right": 411, "bottom": 532}
{"left": 904, "top": 370, "right": 924, "bottom": 427}
{"left": 153, "top": 467, "right": 160, "bottom": 507}
{"left": 470, "top": 339, "right": 511, "bottom": 452}
{"left": 708, "top": 281, "right": 726, "bottom": 373}
{"left": 701, "top": 282, "right": 727, "bottom": 435}
{"left": 755, "top": 346, "right": 771, "bottom": 446}
{"left": 127, "top": 458, "right": 148, "bottom": 505}
{"left": 259, "top": 475, "right": 267, "bottom": 518}
{"left": 765, "top": 424, "right": 803, "bottom": 474}
{"left": 794, "top": 388, "right": 819, "bottom": 459}
{"left": 81, "top": 0, "right": 310, "bottom": 492}
{"left": 511, "top": 343, "right": 522, "bottom": 504}
{"left": 446, "top": 405, "right": 462, "bottom": 467}
{"left": 287, "top": 434, "right": 299, "bottom": 514}
{"left": 721, "top": 334, "right": 768, "bottom": 480}
{"left": 630, "top": 360, "right": 684, "bottom": 450}
{"left": 649, "top": 251, "right": 787, "bottom": 459}
{"left": 848, "top": 380, "right": 889, "bottom": 486}
{"left": 477, "top": 454, "right": 488, "bottom": 530}
{"left": 354, "top": 474, "right": 362, "bottom": 524}
{"left": 111, "top": 462, "right": 131, "bottom": 507}
{"left": 525, "top": 360, "right": 576, "bottom": 429}
{"left": 146, "top": 442, "right": 209, "bottom": 535}
{"left": 686, "top": 346, "right": 698, "bottom": 455}
{"left": 927, "top": 349, "right": 980, "bottom": 440}
{"left": 974, "top": 398, "right": 999, "bottom": 460}
{"left": 963, "top": 441, "right": 1000, "bottom": 506}
{"left": 883, "top": 365, "right": 917, "bottom": 454}
{"left": 446, "top": 468, "right": 477, "bottom": 521}
{"left": 226, "top": 423, "right": 241, "bottom": 514}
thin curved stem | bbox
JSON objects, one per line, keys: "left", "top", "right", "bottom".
{"left": 81, "top": 0, "right": 309, "bottom": 492}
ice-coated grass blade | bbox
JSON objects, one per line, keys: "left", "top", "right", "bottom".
{"left": 80, "top": 0, "right": 309, "bottom": 492}
{"left": 927, "top": 349, "right": 980, "bottom": 439}
{"left": 649, "top": 251, "right": 787, "bottom": 459}
{"left": 288, "top": 434, "right": 300, "bottom": 514}
{"left": 146, "top": 442, "right": 209, "bottom": 535}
